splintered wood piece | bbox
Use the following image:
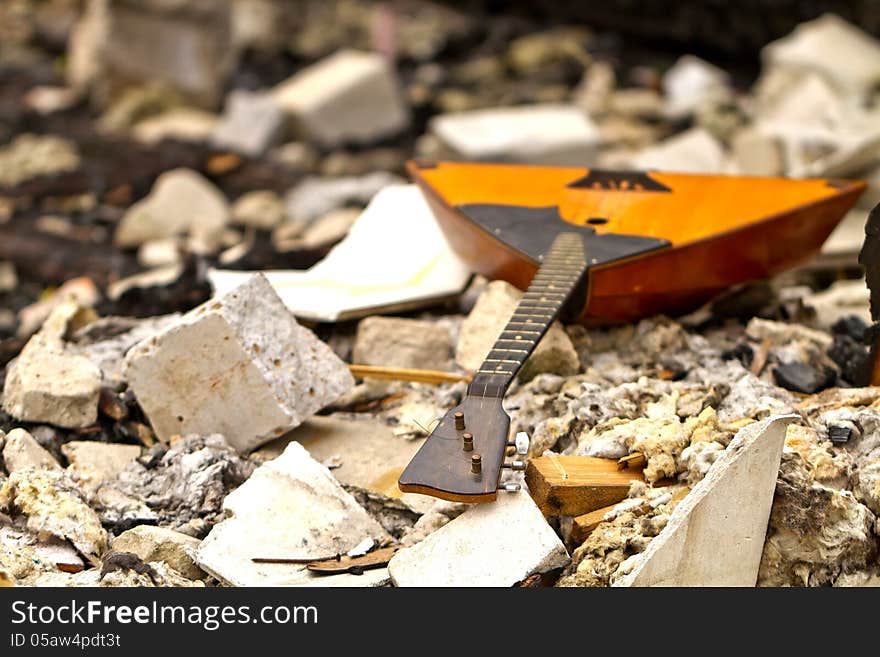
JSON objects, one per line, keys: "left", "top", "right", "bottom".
{"left": 617, "top": 452, "right": 645, "bottom": 469}
{"left": 348, "top": 364, "right": 471, "bottom": 386}
{"left": 525, "top": 455, "right": 644, "bottom": 517}
{"left": 306, "top": 547, "right": 398, "bottom": 576}
{"left": 570, "top": 504, "right": 619, "bottom": 546}
{"left": 750, "top": 338, "right": 772, "bottom": 376}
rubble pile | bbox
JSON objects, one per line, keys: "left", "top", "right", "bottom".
{"left": 1, "top": 2, "right": 880, "bottom": 587}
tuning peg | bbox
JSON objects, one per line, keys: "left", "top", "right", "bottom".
{"left": 507, "top": 432, "right": 530, "bottom": 456}
{"left": 498, "top": 483, "right": 521, "bottom": 493}
{"left": 502, "top": 460, "right": 526, "bottom": 471}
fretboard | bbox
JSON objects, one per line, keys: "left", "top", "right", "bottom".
{"left": 467, "top": 232, "right": 588, "bottom": 398}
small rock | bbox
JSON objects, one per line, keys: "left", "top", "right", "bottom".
{"left": 731, "top": 127, "right": 785, "bottom": 176}
{"left": 389, "top": 488, "right": 569, "bottom": 586}
{"left": 131, "top": 108, "right": 219, "bottom": 145}
{"left": 230, "top": 190, "right": 285, "bottom": 231}
{"left": 456, "top": 280, "right": 578, "bottom": 381}
{"left": 662, "top": 55, "right": 731, "bottom": 118}
{"left": 126, "top": 274, "right": 354, "bottom": 451}
{"left": 3, "top": 302, "right": 102, "bottom": 429}
{"left": 16, "top": 277, "right": 101, "bottom": 338}
{"left": 211, "top": 90, "right": 284, "bottom": 157}
{"left": 631, "top": 127, "right": 726, "bottom": 174}
{"left": 61, "top": 441, "right": 141, "bottom": 495}
{"left": 23, "top": 85, "right": 80, "bottom": 115}
{"left": 0, "top": 262, "right": 17, "bottom": 293}
{"left": 115, "top": 168, "right": 230, "bottom": 253}
{"left": 772, "top": 362, "right": 836, "bottom": 394}
{"left": 762, "top": 13, "right": 880, "bottom": 98}
{"left": 112, "top": 525, "right": 203, "bottom": 580}
{"left": 196, "top": 441, "right": 389, "bottom": 586}
{"left": 275, "top": 207, "right": 360, "bottom": 252}
{"left": 0, "top": 134, "right": 80, "bottom": 188}
{"left": 430, "top": 104, "right": 600, "bottom": 166}
{"left": 269, "top": 141, "right": 319, "bottom": 171}
{"left": 272, "top": 49, "right": 409, "bottom": 147}
{"left": 2, "top": 429, "right": 60, "bottom": 473}
{"left": 137, "top": 238, "right": 182, "bottom": 268}
{"left": 0, "top": 469, "right": 107, "bottom": 565}
{"left": 353, "top": 316, "right": 452, "bottom": 370}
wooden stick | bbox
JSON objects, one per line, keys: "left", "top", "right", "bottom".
{"left": 348, "top": 364, "right": 471, "bottom": 385}
{"left": 570, "top": 504, "right": 619, "bottom": 545}
{"left": 525, "top": 454, "right": 645, "bottom": 517}
{"left": 617, "top": 452, "right": 646, "bottom": 470}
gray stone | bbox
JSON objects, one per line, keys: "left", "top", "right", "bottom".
{"left": 230, "top": 190, "right": 285, "bottom": 231}
{"left": 762, "top": 13, "right": 880, "bottom": 98}
{"left": 112, "top": 525, "right": 203, "bottom": 580}
{"left": 2, "top": 429, "right": 60, "bottom": 473}
{"left": 3, "top": 303, "right": 102, "bottom": 429}
{"left": 196, "top": 441, "right": 389, "bottom": 586}
{"left": 456, "top": 280, "right": 579, "bottom": 380}
{"left": 61, "top": 441, "right": 141, "bottom": 495}
{"left": 614, "top": 415, "right": 795, "bottom": 587}
{"left": 0, "top": 134, "right": 80, "bottom": 188}
{"left": 211, "top": 90, "right": 284, "bottom": 157}
{"left": 126, "top": 274, "right": 353, "bottom": 451}
{"left": 429, "top": 104, "right": 599, "bottom": 166}
{"left": 272, "top": 49, "right": 409, "bottom": 147}
{"left": 389, "top": 488, "right": 569, "bottom": 586}
{"left": 115, "top": 168, "right": 229, "bottom": 253}
{"left": 131, "top": 108, "right": 219, "bottom": 144}
{"left": 353, "top": 316, "right": 452, "bottom": 370}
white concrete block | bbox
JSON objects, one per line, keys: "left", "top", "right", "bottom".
{"left": 388, "top": 489, "right": 569, "bottom": 587}
{"left": 125, "top": 273, "right": 354, "bottom": 452}
{"left": 272, "top": 49, "right": 409, "bottom": 147}
{"left": 614, "top": 414, "right": 796, "bottom": 587}
{"left": 196, "top": 441, "right": 389, "bottom": 586}
{"left": 430, "top": 103, "right": 600, "bottom": 166}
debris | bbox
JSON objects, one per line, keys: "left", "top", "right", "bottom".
{"left": 3, "top": 302, "right": 102, "bottom": 429}
{"left": 272, "top": 49, "right": 409, "bottom": 147}
{"left": 114, "top": 168, "right": 230, "bottom": 253}
{"left": 126, "top": 274, "right": 353, "bottom": 451}
{"left": 0, "top": 261, "right": 17, "bottom": 293}
{"left": 804, "top": 279, "right": 871, "bottom": 330}
{"left": 0, "top": 133, "right": 80, "bottom": 188}
{"left": 614, "top": 415, "right": 794, "bottom": 586}
{"left": 2, "top": 428, "right": 60, "bottom": 473}
{"left": 570, "top": 504, "right": 618, "bottom": 546}
{"left": 306, "top": 546, "right": 397, "bottom": 576}
{"left": 0, "top": 468, "right": 107, "bottom": 565}
{"left": 275, "top": 207, "right": 361, "bottom": 252}
{"left": 131, "top": 107, "right": 219, "bottom": 145}
{"left": 630, "top": 127, "right": 727, "bottom": 173}
{"left": 282, "top": 172, "right": 402, "bottom": 229}
{"left": 348, "top": 364, "right": 470, "bottom": 386}
{"left": 772, "top": 361, "right": 836, "bottom": 394}
{"left": 353, "top": 316, "right": 453, "bottom": 371}
{"left": 662, "top": 55, "right": 731, "bottom": 118}
{"left": 389, "top": 489, "right": 569, "bottom": 586}
{"left": 61, "top": 441, "right": 141, "bottom": 495}
{"left": 112, "top": 525, "right": 204, "bottom": 581}
{"left": 209, "top": 186, "right": 471, "bottom": 322}
{"left": 16, "top": 276, "right": 101, "bottom": 338}
{"left": 429, "top": 104, "right": 600, "bottom": 165}
{"left": 456, "top": 280, "right": 579, "bottom": 380}
{"left": 211, "top": 90, "right": 284, "bottom": 157}
{"left": 196, "top": 441, "right": 389, "bottom": 586}
{"left": 230, "top": 190, "right": 286, "bottom": 231}
{"left": 525, "top": 455, "right": 646, "bottom": 517}
{"left": 102, "top": 434, "right": 254, "bottom": 536}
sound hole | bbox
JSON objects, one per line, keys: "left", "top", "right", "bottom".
{"left": 587, "top": 217, "right": 609, "bottom": 225}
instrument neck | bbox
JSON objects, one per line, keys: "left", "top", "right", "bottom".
{"left": 467, "top": 232, "right": 588, "bottom": 399}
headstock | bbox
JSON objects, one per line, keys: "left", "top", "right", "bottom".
{"left": 398, "top": 395, "right": 525, "bottom": 503}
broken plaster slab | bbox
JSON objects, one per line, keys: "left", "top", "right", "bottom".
{"left": 613, "top": 414, "right": 797, "bottom": 587}
{"left": 208, "top": 185, "right": 472, "bottom": 322}
{"left": 196, "top": 441, "right": 389, "bottom": 586}
{"left": 388, "top": 487, "right": 569, "bottom": 587}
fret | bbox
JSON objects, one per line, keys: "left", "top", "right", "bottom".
{"left": 477, "top": 368, "right": 514, "bottom": 375}
{"left": 501, "top": 329, "right": 541, "bottom": 336}
{"left": 485, "top": 358, "right": 521, "bottom": 365}
{"left": 508, "top": 312, "right": 553, "bottom": 319}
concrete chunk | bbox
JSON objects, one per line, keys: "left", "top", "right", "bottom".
{"left": 613, "top": 415, "right": 796, "bottom": 587}
{"left": 211, "top": 90, "right": 284, "bottom": 157}
{"left": 353, "top": 316, "right": 453, "bottom": 370}
{"left": 272, "top": 49, "right": 409, "bottom": 147}
{"left": 125, "top": 274, "right": 353, "bottom": 452}
{"left": 196, "top": 441, "right": 389, "bottom": 586}
{"left": 430, "top": 103, "right": 599, "bottom": 166}
{"left": 112, "top": 525, "right": 203, "bottom": 580}
{"left": 61, "top": 441, "right": 141, "bottom": 494}
{"left": 389, "top": 489, "right": 569, "bottom": 587}
{"left": 2, "top": 429, "right": 60, "bottom": 473}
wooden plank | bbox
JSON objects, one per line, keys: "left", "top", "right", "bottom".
{"left": 525, "top": 454, "right": 644, "bottom": 517}
{"left": 570, "top": 504, "right": 619, "bottom": 546}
